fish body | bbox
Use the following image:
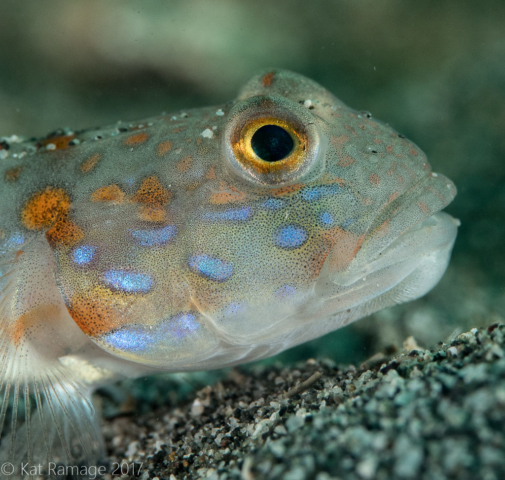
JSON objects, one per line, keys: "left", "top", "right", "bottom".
{"left": 0, "top": 70, "right": 457, "bottom": 471}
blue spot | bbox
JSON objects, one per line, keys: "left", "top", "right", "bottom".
{"left": 320, "top": 212, "right": 334, "bottom": 226}
{"left": 275, "top": 285, "right": 297, "bottom": 299}
{"left": 103, "top": 327, "right": 152, "bottom": 352}
{"left": 131, "top": 225, "right": 177, "bottom": 246}
{"left": 10, "top": 233, "right": 25, "bottom": 245}
{"left": 262, "top": 199, "right": 285, "bottom": 210}
{"left": 274, "top": 225, "right": 308, "bottom": 249}
{"left": 160, "top": 312, "right": 200, "bottom": 340}
{"left": 1, "top": 233, "right": 25, "bottom": 254}
{"left": 300, "top": 185, "right": 342, "bottom": 202}
{"left": 103, "top": 270, "right": 153, "bottom": 293}
{"left": 103, "top": 312, "right": 200, "bottom": 352}
{"left": 203, "top": 207, "right": 251, "bottom": 222}
{"left": 188, "top": 254, "right": 233, "bottom": 281}
{"left": 72, "top": 245, "right": 97, "bottom": 265}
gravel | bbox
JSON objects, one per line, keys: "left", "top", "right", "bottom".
{"left": 103, "top": 324, "right": 505, "bottom": 480}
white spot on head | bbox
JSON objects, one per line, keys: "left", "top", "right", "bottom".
{"left": 304, "top": 100, "right": 313, "bottom": 108}
{"left": 202, "top": 128, "right": 214, "bottom": 139}
{"left": 0, "top": 150, "right": 9, "bottom": 160}
{"left": 432, "top": 173, "right": 438, "bottom": 177}
{"left": 212, "top": 126, "right": 217, "bottom": 130}
{"left": 216, "top": 109, "right": 224, "bottom": 116}
{"left": 46, "top": 143, "right": 56, "bottom": 151}
{"left": 174, "top": 148, "right": 182, "bottom": 154}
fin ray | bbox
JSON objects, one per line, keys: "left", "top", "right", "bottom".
{"left": 0, "top": 237, "right": 103, "bottom": 477}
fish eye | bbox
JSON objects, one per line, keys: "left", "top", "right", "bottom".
{"left": 250, "top": 124, "right": 294, "bottom": 162}
{"left": 224, "top": 96, "right": 324, "bottom": 186}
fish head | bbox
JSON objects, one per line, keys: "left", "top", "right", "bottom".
{"left": 44, "top": 70, "right": 457, "bottom": 369}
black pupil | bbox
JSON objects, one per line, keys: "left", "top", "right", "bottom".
{"left": 251, "top": 125, "right": 294, "bottom": 162}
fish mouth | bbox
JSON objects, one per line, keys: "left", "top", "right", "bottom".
{"left": 311, "top": 170, "right": 459, "bottom": 320}
{"left": 331, "top": 211, "right": 458, "bottom": 293}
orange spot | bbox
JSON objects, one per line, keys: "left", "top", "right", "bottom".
{"left": 345, "top": 125, "right": 358, "bottom": 137}
{"left": 409, "top": 147, "right": 419, "bottom": 156}
{"left": 209, "top": 182, "right": 247, "bottom": 204}
{"left": 373, "top": 138, "right": 382, "bottom": 144}
{"left": 331, "top": 135, "right": 350, "bottom": 149}
{"left": 90, "top": 185, "right": 126, "bottom": 203}
{"left": 210, "top": 191, "right": 246, "bottom": 205}
{"left": 132, "top": 176, "right": 172, "bottom": 207}
{"left": 331, "top": 135, "right": 355, "bottom": 167}
{"left": 137, "top": 206, "right": 167, "bottom": 222}
{"left": 322, "top": 228, "right": 365, "bottom": 274}
{"left": 369, "top": 174, "right": 380, "bottom": 185}
{"left": 9, "top": 305, "right": 61, "bottom": 346}
{"left": 187, "top": 182, "right": 201, "bottom": 191}
{"left": 22, "top": 187, "right": 70, "bottom": 230}
{"left": 270, "top": 183, "right": 304, "bottom": 196}
{"left": 386, "top": 145, "right": 394, "bottom": 154}
{"left": 205, "top": 166, "right": 217, "bottom": 180}
{"left": 320, "top": 173, "right": 345, "bottom": 185}
{"left": 427, "top": 185, "right": 448, "bottom": 203}
{"left": 262, "top": 71, "right": 275, "bottom": 87}
{"left": 337, "top": 155, "right": 356, "bottom": 167}
{"left": 172, "top": 127, "right": 185, "bottom": 134}
{"left": 418, "top": 201, "right": 429, "bottom": 214}
{"left": 399, "top": 163, "right": 417, "bottom": 180}
{"left": 41, "top": 134, "right": 76, "bottom": 151}
{"left": 176, "top": 155, "right": 193, "bottom": 173}
{"left": 4, "top": 166, "right": 23, "bottom": 182}
{"left": 21, "top": 187, "right": 83, "bottom": 246}
{"left": 157, "top": 140, "right": 173, "bottom": 157}
{"left": 68, "top": 294, "right": 128, "bottom": 337}
{"left": 81, "top": 153, "right": 101, "bottom": 173}
{"left": 46, "top": 217, "right": 84, "bottom": 246}
{"left": 196, "top": 137, "right": 203, "bottom": 146}
{"left": 124, "top": 132, "right": 149, "bottom": 146}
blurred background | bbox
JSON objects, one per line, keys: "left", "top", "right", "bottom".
{"left": 1, "top": 0, "right": 504, "bottom": 369}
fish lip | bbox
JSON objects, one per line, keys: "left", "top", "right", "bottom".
{"left": 341, "top": 171, "right": 457, "bottom": 269}
{"left": 330, "top": 210, "right": 459, "bottom": 288}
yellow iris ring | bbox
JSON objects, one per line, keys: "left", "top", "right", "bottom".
{"left": 232, "top": 117, "right": 308, "bottom": 176}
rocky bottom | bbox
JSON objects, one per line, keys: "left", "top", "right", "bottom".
{"left": 102, "top": 324, "right": 505, "bottom": 480}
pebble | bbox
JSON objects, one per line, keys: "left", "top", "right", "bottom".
{"left": 103, "top": 325, "right": 505, "bottom": 479}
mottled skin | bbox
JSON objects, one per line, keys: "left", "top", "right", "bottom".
{"left": 0, "top": 71, "right": 457, "bottom": 470}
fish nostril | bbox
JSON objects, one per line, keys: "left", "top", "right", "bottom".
{"left": 251, "top": 124, "right": 294, "bottom": 162}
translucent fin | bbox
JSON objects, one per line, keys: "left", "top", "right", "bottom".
{"left": 0, "top": 237, "right": 103, "bottom": 478}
